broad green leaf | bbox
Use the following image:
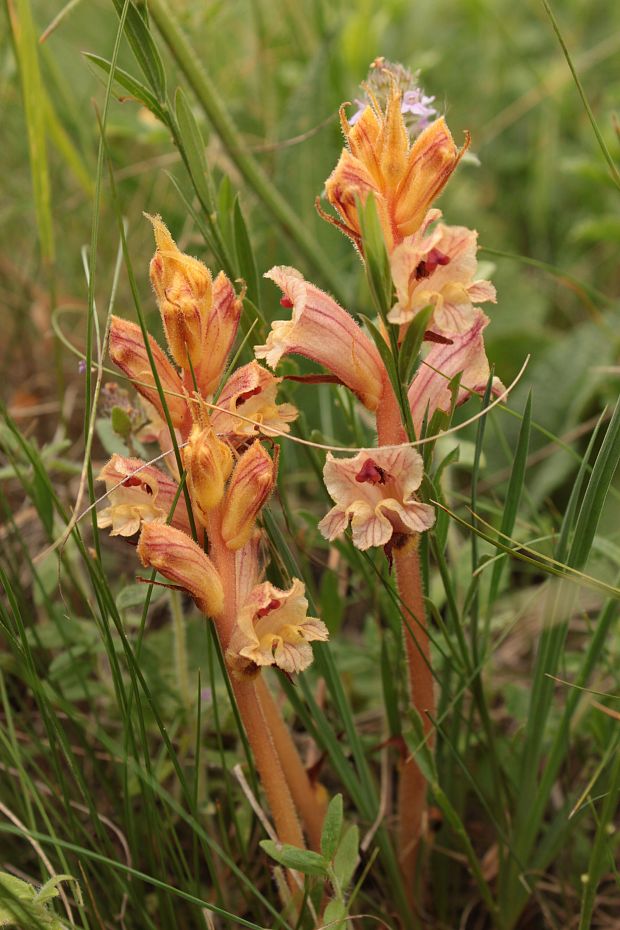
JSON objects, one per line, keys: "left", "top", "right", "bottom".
{"left": 322, "top": 898, "right": 347, "bottom": 930}
{"left": 259, "top": 840, "right": 329, "bottom": 877}
{"left": 320, "top": 794, "right": 343, "bottom": 860}
{"left": 332, "top": 824, "right": 359, "bottom": 890}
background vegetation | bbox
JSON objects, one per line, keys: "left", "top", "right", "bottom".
{"left": 1, "top": 0, "right": 619, "bottom": 928}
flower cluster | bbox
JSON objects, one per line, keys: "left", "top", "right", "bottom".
{"left": 257, "top": 60, "right": 502, "bottom": 558}
{"left": 98, "top": 218, "right": 327, "bottom": 677}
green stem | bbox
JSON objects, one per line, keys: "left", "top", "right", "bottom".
{"left": 169, "top": 589, "right": 191, "bottom": 712}
{"left": 147, "top": 0, "right": 345, "bottom": 302}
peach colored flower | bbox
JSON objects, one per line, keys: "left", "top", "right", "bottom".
{"left": 211, "top": 360, "right": 298, "bottom": 440}
{"left": 256, "top": 266, "right": 385, "bottom": 411}
{"left": 322, "top": 84, "right": 467, "bottom": 252}
{"left": 226, "top": 579, "right": 328, "bottom": 676}
{"left": 97, "top": 454, "right": 190, "bottom": 537}
{"left": 407, "top": 309, "right": 505, "bottom": 435}
{"left": 388, "top": 210, "right": 496, "bottom": 334}
{"left": 319, "top": 446, "right": 435, "bottom": 551}
{"left": 108, "top": 316, "right": 189, "bottom": 432}
{"left": 137, "top": 523, "right": 224, "bottom": 618}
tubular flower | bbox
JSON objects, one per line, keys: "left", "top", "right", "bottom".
{"left": 182, "top": 425, "right": 233, "bottom": 526}
{"left": 256, "top": 266, "right": 385, "bottom": 411}
{"left": 319, "top": 446, "right": 435, "bottom": 551}
{"left": 323, "top": 83, "right": 467, "bottom": 252}
{"left": 137, "top": 523, "right": 224, "bottom": 618}
{"left": 97, "top": 454, "right": 191, "bottom": 537}
{"left": 221, "top": 441, "right": 278, "bottom": 550}
{"left": 226, "top": 579, "right": 329, "bottom": 677}
{"left": 108, "top": 316, "right": 188, "bottom": 431}
{"left": 148, "top": 215, "right": 243, "bottom": 398}
{"left": 387, "top": 209, "right": 496, "bottom": 334}
{"left": 211, "top": 360, "right": 298, "bottom": 440}
{"left": 407, "top": 309, "right": 505, "bottom": 436}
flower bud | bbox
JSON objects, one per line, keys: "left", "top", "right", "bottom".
{"left": 192, "top": 271, "right": 243, "bottom": 398}
{"left": 108, "top": 316, "right": 188, "bottom": 430}
{"left": 137, "top": 523, "right": 224, "bottom": 618}
{"left": 221, "top": 442, "right": 277, "bottom": 550}
{"left": 183, "top": 425, "right": 233, "bottom": 527}
{"left": 147, "top": 214, "right": 213, "bottom": 371}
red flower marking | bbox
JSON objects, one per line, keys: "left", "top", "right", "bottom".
{"left": 256, "top": 599, "right": 282, "bottom": 618}
{"left": 280, "top": 296, "right": 294, "bottom": 308}
{"left": 235, "top": 386, "right": 262, "bottom": 407}
{"left": 355, "top": 458, "right": 388, "bottom": 485}
{"left": 122, "top": 476, "right": 153, "bottom": 494}
{"left": 415, "top": 247, "right": 450, "bottom": 279}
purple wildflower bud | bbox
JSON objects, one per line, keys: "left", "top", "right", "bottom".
{"left": 78, "top": 360, "right": 86, "bottom": 374}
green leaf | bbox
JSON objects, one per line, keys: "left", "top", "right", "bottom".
{"left": 332, "top": 824, "right": 359, "bottom": 890}
{"left": 487, "top": 392, "right": 532, "bottom": 607}
{"left": 322, "top": 898, "right": 347, "bottom": 930}
{"left": 111, "top": 0, "right": 167, "bottom": 103}
{"left": 359, "top": 314, "right": 400, "bottom": 402}
{"left": 174, "top": 86, "right": 213, "bottom": 210}
{"left": 357, "top": 193, "right": 392, "bottom": 321}
{"left": 83, "top": 52, "right": 165, "bottom": 120}
{"left": 259, "top": 840, "right": 329, "bottom": 877}
{"left": 233, "top": 196, "right": 260, "bottom": 306}
{"left": 320, "top": 794, "right": 343, "bottom": 860}
{"left": 398, "top": 305, "right": 434, "bottom": 384}
{"left": 10, "top": 0, "right": 54, "bottom": 263}
{"left": 111, "top": 405, "right": 133, "bottom": 440}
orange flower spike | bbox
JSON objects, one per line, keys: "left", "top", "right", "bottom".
{"left": 147, "top": 214, "right": 213, "bottom": 371}
{"left": 221, "top": 441, "right": 277, "bottom": 551}
{"left": 137, "top": 523, "right": 224, "bottom": 618}
{"left": 108, "top": 316, "right": 188, "bottom": 430}
{"left": 183, "top": 425, "right": 233, "bottom": 527}
{"left": 324, "top": 84, "right": 467, "bottom": 252}
{"left": 147, "top": 215, "right": 243, "bottom": 398}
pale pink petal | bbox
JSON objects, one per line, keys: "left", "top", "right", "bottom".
{"left": 256, "top": 266, "right": 385, "bottom": 411}
{"left": 318, "top": 506, "right": 349, "bottom": 541}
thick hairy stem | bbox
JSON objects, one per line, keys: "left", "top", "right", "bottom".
{"left": 376, "top": 378, "right": 434, "bottom": 892}
{"left": 231, "top": 676, "right": 306, "bottom": 850}
{"left": 256, "top": 675, "right": 326, "bottom": 850}
{"left": 207, "top": 511, "right": 306, "bottom": 852}
{"left": 394, "top": 543, "right": 435, "bottom": 885}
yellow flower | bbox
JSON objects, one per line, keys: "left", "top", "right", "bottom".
{"left": 226, "top": 579, "right": 328, "bottom": 676}
{"left": 322, "top": 85, "right": 467, "bottom": 252}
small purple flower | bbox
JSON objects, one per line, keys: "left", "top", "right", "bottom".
{"left": 78, "top": 360, "right": 86, "bottom": 374}
{"left": 401, "top": 89, "right": 437, "bottom": 131}
{"left": 348, "top": 59, "right": 439, "bottom": 140}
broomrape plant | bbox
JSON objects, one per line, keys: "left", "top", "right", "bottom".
{"left": 95, "top": 58, "right": 504, "bottom": 921}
